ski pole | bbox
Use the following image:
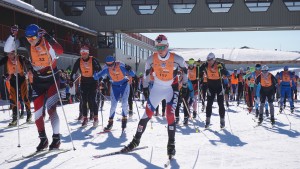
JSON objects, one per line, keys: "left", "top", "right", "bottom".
{"left": 182, "top": 99, "right": 199, "bottom": 133}
{"left": 14, "top": 37, "right": 21, "bottom": 148}
{"left": 43, "top": 38, "right": 76, "bottom": 150}
{"left": 282, "top": 109, "right": 292, "bottom": 130}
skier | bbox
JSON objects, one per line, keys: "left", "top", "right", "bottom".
{"left": 1, "top": 40, "right": 32, "bottom": 126}
{"left": 70, "top": 45, "right": 102, "bottom": 127}
{"left": 93, "top": 56, "right": 135, "bottom": 131}
{"left": 187, "top": 58, "right": 200, "bottom": 118}
{"left": 291, "top": 71, "right": 298, "bottom": 102}
{"left": 230, "top": 69, "right": 238, "bottom": 101}
{"left": 120, "top": 35, "right": 188, "bottom": 158}
{"left": 237, "top": 68, "right": 245, "bottom": 106}
{"left": 5, "top": 24, "right": 63, "bottom": 151}
{"left": 278, "top": 66, "right": 295, "bottom": 113}
{"left": 222, "top": 74, "right": 231, "bottom": 108}
{"left": 255, "top": 65, "right": 277, "bottom": 125}
{"left": 198, "top": 53, "right": 228, "bottom": 129}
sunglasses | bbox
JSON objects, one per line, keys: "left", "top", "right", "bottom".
{"left": 80, "top": 49, "right": 89, "bottom": 53}
{"left": 26, "top": 36, "right": 37, "bottom": 41}
{"left": 106, "top": 61, "right": 115, "bottom": 67}
{"left": 255, "top": 67, "right": 261, "bottom": 70}
{"left": 155, "top": 45, "right": 167, "bottom": 51}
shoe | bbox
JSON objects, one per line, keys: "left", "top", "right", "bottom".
{"left": 8, "top": 120, "right": 17, "bottom": 127}
{"left": 81, "top": 117, "right": 88, "bottom": 127}
{"left": 49, "top": 134, "right": 61, "bottom": 150}
{"left": 167, "top": 140, "right": 176, "bottom": 156}
{"left": 93, "top": 116, "right": 99, "bottom": 127}
{"left": 122, "top": 117, "right": 127, "bottom": 129}
{"left": 183, "top": 117, "right": 188, "bottom": 125}
{"left": 121, "top": 136, "right": 140, "bottom": 153}
{"left": 271, "top": 117, "right": 275, "bottom": 125}
{"left": 205, "top": 117, "right": 210, "bottom": 128}
{"left": 192, "top": 111, "right": 197, "bottom": 119}
{"left": 36, "top": 131, "right": 48, "bottom": 152}
{"left": 26, "top": 114, "right": 32, "bottom": 123}
{"left": 220, "top": 118, "right": 225, "bottom": 128}
{"left": 104, "top": 119, "right": 113, "bottom": 131}
{"left": 128, "top": 110, "right": 133, "bottom": 117}
{"left": 175, "top": 117, "right": 180, "bottom": 125}
{"left": 265, "top": 109, "right": 269, "bottom": 117}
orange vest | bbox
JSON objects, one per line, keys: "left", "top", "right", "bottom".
{"left": 188, "top": 67, "right": 197, "bottom": 81}
{"left": 207, "top": 63, "right": 220, "bottom": 80}
{"left": 282, "top": 71, "right": 291, "bottom": 82}
{"left": 109, "top": 62, "right": 124, "bottom": 82}
{"left": 152, "top": 52, "right": 174, "bottom": 81}
{"left": 6, "top": 59, "right": 24, "bottom": 75}
{"left": 80, "top": 56, "right": 93, "bottom": 77}
{"left": 30, "top": 41, "right": 51, "bottom": 67}
{"left": 231, "top": 73, "right": 238, "bottom": 84}
{"left": 261, "top": 73, "right": 272, "bottom": 87}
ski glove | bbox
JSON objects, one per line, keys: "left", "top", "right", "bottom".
{"left": 38, "top": 29, "right": 47, "bottom": 38}
{"left": 11, "top": 25, "right": 18, "bottom": 37}
{"left": 2, "top": 73, "right": 9, "bottom": 80}
{"left": 143, "top": 87, "right": 149, "bottom": 100}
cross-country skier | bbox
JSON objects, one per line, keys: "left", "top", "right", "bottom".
{"left": 120, "top": 34, "right": 188, "bottom": 158}
{"left": 5, "top": 24, "right": 63, "bottom": 151}
{"left": 198, "top": 53, "right": 228, "bottom": 129}
{"left": 93, "top": 56, "right": 135, "bottom": 131}
{"left": 70, "top": 45, "right": 102, "bottom": 127}
{"left": 255, "top": 65, "right": 277, "bottom": 125}
{"left": 278, "top": 66, "right": 295, "bottom": 113}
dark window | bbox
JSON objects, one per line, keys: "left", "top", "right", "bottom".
{"left": 206, "top": 0, "right": 234, "bottom": 13}
{"left": 245, "top": 0, "right": 273, "bottom": 12}
{"left": 59, "top": 0, "right": 86, "bottom": 16}
{"left": 132, "top": 0, "right": 159, "bottom": 15}
{"left": 98, "top": 32, "right": 115, "bottom": 48}
{"left": 169, "top": 0, "right": 196, "bottom": 14}
{"left": 95, "top": 0, "right": 122, "bottom": 16}
{"left": 283, "top": 0, "right": 300, "bottom": 11}
{"left": 44, "top": 0, "right": 48, "bottom": 12}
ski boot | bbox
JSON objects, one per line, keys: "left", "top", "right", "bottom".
{"left": 81, "top": 117, "right": 88, "bottom": 127}
{"left": 49, "top": 134, "right": 61, "bottom": 150}
{"left": 26, "top": 113, "right": 32, "bottom": 123}
{"left": 36, "top": 131, "right": 48, "bottom": 152}
{"left": 291, "top": 107, "right": 294, "bottom": 114}
{"left": 167, "top": 140, "right": 176, "bottom": 157}
{"left": 121, "top": 117, "right": 127, "bottom": 130}
{"left": 192, "top": 111, "right": 197, "bottom": 119}
{"left": 258, "top": 115, "right": 263, "bottom": 125}
{"left": 270, "top": 117, "right": 275, "bottom": 126}
{"left": 204, "top": 117, "right": 210, "bottom": 129}
{"left": 220, "top": 118, "right": 225, "bottom": 129}
{"left": 175, "top": 117, "right": 180, "bottom": 125}
{"left": 255, "top": 109, "right": 259, "bottom": 118}
{"left": 121, "top": 136, "right": 140, "bottom": 153}
{"left": 128, "top": 110, "right": 133, "bottom": 118}
{"left": 8, "top": 120, "right": 17, "bottom": 127}
{"left": 104, "top": 119, "right": 113, "bottom": 131}
{"left": 93, "top": 116, "right": 99, "bottom": 127}
{"left": 183, "top": 117, "right": 188, "bottom": 125}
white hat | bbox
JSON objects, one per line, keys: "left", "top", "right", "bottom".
{"left": 207, "top": 52, "right": 215, "bottom": 61}
{"left": 4, "top": 39, "right": 19, "bottom": 53}
{"left": 155, "top": 34, "right": 168, "bottom": 46}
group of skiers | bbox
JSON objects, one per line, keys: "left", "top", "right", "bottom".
{"left": 1, "top": 24, "right": 298, "bottom": 158}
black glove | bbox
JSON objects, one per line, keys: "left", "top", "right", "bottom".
{"left": 143, "top": 87, "right": 149, "bottom": 100}
{"left": 2, "top": 73, "right": 9, "bottom": 80}
{"left": 11, "top": 25, "right": 18, "bottom": 36}
{"left": 125, "top": 64, "right": 131, "bottom": 71}
{"left": 38, "top": 29, "right": 47, "bottom": 38}
{"left": 181, "top": 86, "right": 188, "bottom": 99}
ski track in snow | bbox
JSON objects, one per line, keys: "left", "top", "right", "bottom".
{"left": 0, "top": 100, "right": 300, "bottom": 169}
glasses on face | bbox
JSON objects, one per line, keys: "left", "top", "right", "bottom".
{"left": 106, "top": 61, "right": 115, "bottom": 67}
{"left": 155, "top": 45, "right": 167, "bottom": 51}
{"left": 80, "top": 49, "right": 89, "bottom": 54}
{"left": 256, "top": 67, "right": 261, "bottom": 71}
{"left": 26, "top": 36, "right": 37, "bottom": 41}
{"left": 207, "top": 58, "right": 214, "bottom": 61}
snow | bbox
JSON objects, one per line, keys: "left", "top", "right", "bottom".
{"left": 1, "top": 98, "right": 300, "bottom": 168}
{"left": 3, "top": 0, "right": 97, "bottom": 35}
{"left": 171, "top": 48, "right": 300, "bottom": 62}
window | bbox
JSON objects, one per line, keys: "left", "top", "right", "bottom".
{"left": 59, "top": 0, "right": 86, "bottom": 16}
{"left": 44, "top": 0, "right": 48, "bottom": 12}
{"left": 169, "top": 0, "right": 196, "bottom": 14}
{"left": 206, "top": 0, "right": 234, "bottom": 13}
{"left": 95, "top": 0, "right": 122, "bottom": 16}
{"left": 98, "top": 32, "right": 115, "bottom": 48}
{"left": 245, "top": 0, "right": 273, "bottom": 12}
{"left": 132, "top": 0, "right": 158, "bottom": 15}
{"left": 283, "top": 0, "right": 300, "bottom": 11}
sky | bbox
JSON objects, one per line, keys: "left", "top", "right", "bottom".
{"left": 142, "top": 30, "right": 300, "bottom": 52}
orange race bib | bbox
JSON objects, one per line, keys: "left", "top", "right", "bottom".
{"left": 7, "top": 59, "right": 23, "bottom": 75}
{"left": 109, "top": 62, "right": 124, "bottom": 82}
{"left": 152, "top": 53, "right": 174, "bottom": 81}
{"left": 80, "top": 56, "right": 93, "bottom": 77}
{"left": 30, "top": 41, "right": 51, "bottom": 67}
{"left": 207, "top": 64, "right": 220, "bottom": 80}
{"left": 188, "top": 67, "right": 197, "bottom": 81}
{"left": 261, "top": 73, "right": 272, "bottom": 87}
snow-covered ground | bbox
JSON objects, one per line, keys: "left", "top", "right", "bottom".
{"left": 0, "top": 99, "right": 300, "bottom": 169}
